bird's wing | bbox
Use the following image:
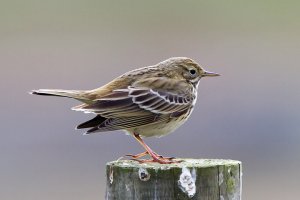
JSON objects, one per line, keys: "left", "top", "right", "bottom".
{"left": 74, "top": 78, "right": 195, "bottom": 118}
{"left": 82, "top": 114, "right": 172, "bottom": 134}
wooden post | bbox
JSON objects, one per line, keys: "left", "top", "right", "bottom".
{"left": 105, "top": 159, "right": 242, "bottom": 200}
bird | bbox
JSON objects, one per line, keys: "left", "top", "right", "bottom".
{"left": 31, "top": 57, "right": 219, "bottom": 164}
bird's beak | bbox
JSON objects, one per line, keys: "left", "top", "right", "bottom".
{"left": 202, "top": 70, "right": 220, "bottom": 77}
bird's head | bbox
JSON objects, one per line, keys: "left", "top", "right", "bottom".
{"left": 160, "top": 57, "right": 220, "bottom": 86}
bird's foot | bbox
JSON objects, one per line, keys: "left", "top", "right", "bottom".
{"left": 126, "top": 151, "right": 149, "bottom": 159}
{"left": 130, "top": 157, "right": 181, "bottom": 164}
{"left": 126, "top": 151, "right": 180, "bottom": 164}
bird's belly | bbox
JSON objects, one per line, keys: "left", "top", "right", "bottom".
{"left": 129, "top": 117, "right": 188, "bottom": 138}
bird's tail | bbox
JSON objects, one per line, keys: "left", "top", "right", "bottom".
{"left": 30, "top": 89, "right": 89, "bottom": 102}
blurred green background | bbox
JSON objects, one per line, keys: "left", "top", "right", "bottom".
{"left": 1, "top": 0, "right": 299, "bottom": 199}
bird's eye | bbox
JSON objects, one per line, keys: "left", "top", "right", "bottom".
{"left": 189, "top": 69, "right": 197, "bottom": 76}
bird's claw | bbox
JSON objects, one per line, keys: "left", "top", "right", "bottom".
{"left": 130, "top": 158, "right": 181, "bottom": 164}
{"left": 126, "top": 151, "right": 180, "bottom": 164}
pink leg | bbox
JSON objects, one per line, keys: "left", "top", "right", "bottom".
{"left": 131, "top": 133, "right": 180, "bottom": 164}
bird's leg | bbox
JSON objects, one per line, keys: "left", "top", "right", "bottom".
{"left": 130, "top": 133, "right": 179, "bottom": 164}
{"left": 134, "top": 136, "right": 175, "bottom": 161}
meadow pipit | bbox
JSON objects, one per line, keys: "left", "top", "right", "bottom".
{"left": 31, "top": 57, "right": 219, "bottom": 164}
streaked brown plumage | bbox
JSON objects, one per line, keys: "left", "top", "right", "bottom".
{"left": 31, "top": 57, "right": 219, "bottom": 163}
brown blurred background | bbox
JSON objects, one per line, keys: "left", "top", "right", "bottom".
{"left": 1, "top": 0, "right": 299, "bottom": 199}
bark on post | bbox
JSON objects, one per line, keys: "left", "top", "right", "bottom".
{"left": 105, "top": 159, "right": 242, "bottom": 200}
